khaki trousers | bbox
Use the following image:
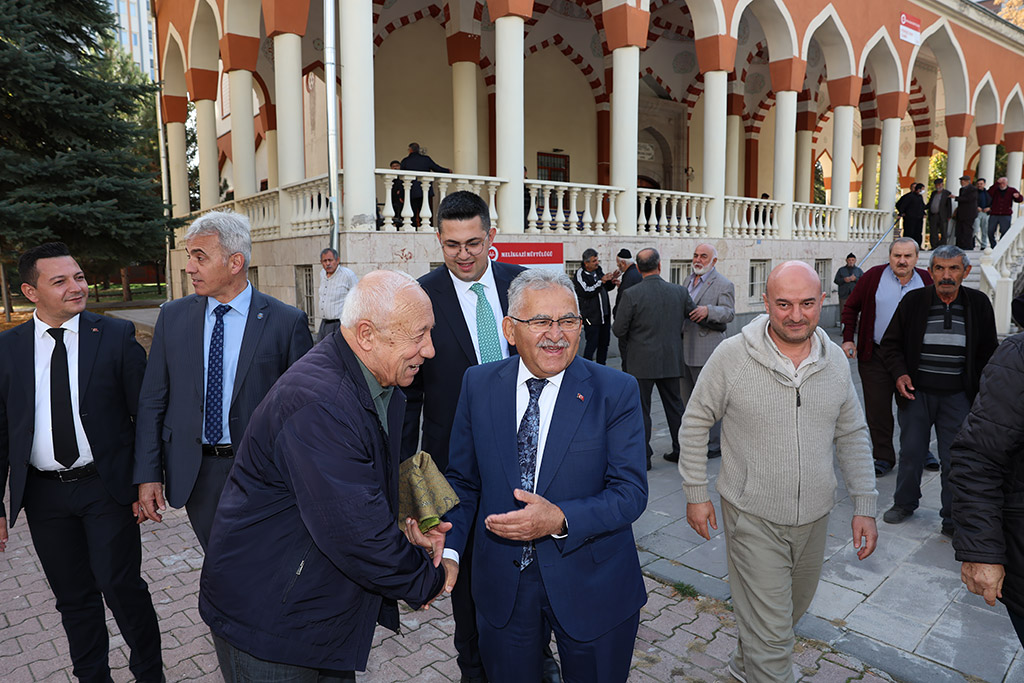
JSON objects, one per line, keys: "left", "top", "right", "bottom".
{"left": 722, "top": 500, "right": 829, "bottom": 683}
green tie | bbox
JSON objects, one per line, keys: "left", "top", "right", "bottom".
{"left": 470, "top": 282, "right": 503, "bottom": 363}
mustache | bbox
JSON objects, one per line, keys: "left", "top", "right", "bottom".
{"left": 538, "top": 339, "right": 570, "bottom": 350}
{"left": 938, "top": 279, "right": 957, "bottom": 286}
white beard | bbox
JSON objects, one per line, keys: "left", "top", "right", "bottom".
{"left": 692, "top": 263, "right": 710, "bottom": 275}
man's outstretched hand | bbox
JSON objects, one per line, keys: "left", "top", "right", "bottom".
{"left": 484, "top": 489, "right": 564, "bottom": 541}
{"left": 403, "top": 518, "right": 451, "bottom": 568}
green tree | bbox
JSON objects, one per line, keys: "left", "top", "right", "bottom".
{"left": 929, "top": 152, "right": 947, "bottom": 186}
{"left": 0, "top": 0, "right": 173, "bottom": 287}
{"left": 996, "top": 0, "right": 1024, "bottom": 27}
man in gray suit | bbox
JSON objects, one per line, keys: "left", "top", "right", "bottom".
{"left": 680, "top": 243, "right": 735, "bottom": 460}
{"left": 135, "top": 211, "right": 313, "bottom": 550}
{"left": 613, "top": 248, "right": 695, "bottom": 470}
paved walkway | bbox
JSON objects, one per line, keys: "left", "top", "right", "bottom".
{"left": 1, "top": 325, "right": 1021, "bottom": 682}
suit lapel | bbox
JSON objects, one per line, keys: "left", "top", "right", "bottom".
{"left": 493, "top": 263, "right": 519, "bottom": 357}
{"left": 189, "top": 296, "right": 207, "bottom": 400}
{"left": 492, "top": 360, "right": 523, "bottom": 492}
{"left": 693, "top": 270, "right": 718, "bottom": 306}
{"left": 231, "top": 290, "right": 268, "bottom": 408}
{"left": 432, "top": 273, "right": 477, "bottom": 366}
{"left": 14, "top": 323, "right": 35, "bottom": 419}
{"left": 77, "top": 311, "right": 101, "bottom": 396}
{"left": 536, "top": 358, "right": 591, "bottom": 496}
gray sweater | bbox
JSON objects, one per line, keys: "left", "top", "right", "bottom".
{"left": 678, "top": 315, "right": 877, "bottom": 525}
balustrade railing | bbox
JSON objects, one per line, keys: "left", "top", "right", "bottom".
{"left": 792, "top": 203, "right": 838, "bottom": 240}
{"left": 283, "top": 174, "right": 336, "bottom": 234}
{"left": 377, "top": 170, "right": 503, "bottom": 232}
{"left": 980, "top": 213, "right": 1024, "bottom": 333}
{"left": 723, "top": 197, "right": 782, "bottom": 238}
{"left": 637, "top": 189, "right": 712, "bottom": 236}
{"left": 524, "top": 180, "right": 621, "bottom": 234}
{"left": 237, "top": 192, "right": 281, "bottom": 239}
{"left": 849, "top": 208, "right": 892, "bottom": 241}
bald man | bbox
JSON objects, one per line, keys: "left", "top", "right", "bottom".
{"left": 678, "top": 261, "right": 877, "bottom": 683}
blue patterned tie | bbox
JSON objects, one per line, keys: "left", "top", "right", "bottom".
{"left": 469, "top": 282, "right": 503, "bottom": 363}
{"left": 204, "top": 304, "right": 232, "bottom": 444}
{"left": 517, "top": 377, "right": 547, "bottom": 570}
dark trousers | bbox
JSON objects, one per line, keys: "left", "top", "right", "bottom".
{"left": 476, "top": 562, "right": 639, "bottom": 683}
{"left": 23, "top": 470, "right": 162, "bottom": 683}
{"left": 928, "top": 213, "right": 948, "bottom": 247}
{"left": 213, "top": 634, "right": 354, "bottom": 682}
{"left": 583, "top": 320, "right": 611, "bottom": 365}
{"left": 903, "top": 216, "right": 923, "bottom": 245}
{"left": 316, "top": 319, "right": 340, "bottom": 344}
{"left": 857, "top": 354, "right": 897, "bottom": 468}
{"left": 894, "top": 390, "right": 970, "bottom": 523}
{"left": 637, "top": 377, "right": 684, "bottom": 457}
{"left": 955, "top": 219, "right": 975, "bottom": 250}
{"left": 185, "top": 453, "right": 235, "bottom": 550}
{"left": 452, "top": 525, "right": 487, "bottom": 680}
{"left": 1009, "top": 608, "right": 1024, "bottom": 648}
{"left": 680, "top": 364, "right": 720, "bottom": 454}
{"left": 990, "top": 214, "right": 1012, "bottom": 245}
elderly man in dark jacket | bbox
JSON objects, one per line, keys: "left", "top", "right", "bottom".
{"left": 199, "top": 271, "right": 448, "bottom": 680}
{"left": 953, "top": 175, "right": 979, "bottom": 250}
{"left": 574, "top": 247, "right": 618, "bottom": 365}
{"left": 950, "top": 332, "right": 1024, "bottom": 646}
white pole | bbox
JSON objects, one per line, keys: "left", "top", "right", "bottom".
{"left": 878, "top": 117, "right": 901, "bottom": 214}
{"left": 324, "top": 0, "right": 341, "bottom": 250}
{"left": 494, "top": 14, "right": 526, "bottom": 233}
{"left": 831, "top": 105, "right": 855, "bottom": 240}
{"left": 702, "top": 70, "right": 727, "bottom": 238}
{"left": 978, "top": 143, "right": 997, "bottom": 186}
{"left": 340, "top": 0, "right": 378, "bottom": 234}
{"left": 946, "top": 136, "right": 967, "bottom": 191}
{"left": 195, "top": 99, "right": 220, "bottom": 208}
{"left": 726, "top": 113, "right": 742, "bottom": 197}
{"left": 773, "top": 90, "right": 797, "bottom": 237}
{"left": 861, "top": 144, "right": 880, "bottom": 209}
{"left": 611, "top": 45, "right": 640, "bottom": 235}
{"left": 166, "top": 122, "right": 189, "bottom": 217}
{"left": 228, "top": 69, "right": 257, "bottom": 198}
{"left": 452, "top": 61, "right": 479, "bottom": 175}
{"left": 794, "top": 129, "right": 813, "bottom": 203}
{"left": 274, "top": 33, "right": 306, "bottom": 187}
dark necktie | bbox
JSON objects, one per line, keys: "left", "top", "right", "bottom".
{"left": 516, "top": 377, "right": 547, "bottom": 570}
{"left": 47, "top": 328, "right": 80, "bottom": 468}
{"left": 204, "top": 304, "right": 232, "bottom": 445}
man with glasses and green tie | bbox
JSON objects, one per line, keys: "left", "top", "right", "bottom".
{"left": 402, "top": 191, "right": 560, "bottom": 683}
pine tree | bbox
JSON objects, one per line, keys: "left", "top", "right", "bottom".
{"left": 0, "top": 0, "right": 173, "bottom": 283}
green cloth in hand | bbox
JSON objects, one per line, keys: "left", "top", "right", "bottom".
{"left": 399, "top": 450, "right": 460, "bottom": 533}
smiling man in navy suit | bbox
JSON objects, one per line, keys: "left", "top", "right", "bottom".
{"left": 134, "top": 210, "right": 313, "bottom": 550}
{"left": 443, "top": 269, "right": 649, "bottom": 683}
{"left": 0, "top": 243, "right": 162, "bottom": 682}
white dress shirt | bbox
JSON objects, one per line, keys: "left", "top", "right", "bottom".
{"left": 202, "top": 282, "right": 252, "bottom": 445}
{"left": 319, "top": 266, "right": 358, "bottom": 321}
{"left": 448, "top": 260, "right": 510, "bottom": 362}
{"left": 30, "top": 312, "right": 95, "bottom": 470}
{"left": 442, "top": 360, "right": 566, "bottom": 565}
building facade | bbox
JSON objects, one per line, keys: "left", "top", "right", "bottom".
{"left": 154, "top": 0, "right": 1024, "bottom": 331}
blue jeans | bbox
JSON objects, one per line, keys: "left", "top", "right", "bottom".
{"left": 213, "top": 635, "right": 354, "bottom": 683}
{"left": 894, "top": 390, "right": 970, "bottom": 524}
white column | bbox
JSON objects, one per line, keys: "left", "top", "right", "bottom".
{"left": 611, "top": 45, "right": 640, "bottom": 235}
{"left": 1008, "top": 151, "right": 1024, "bottom": 218}
{"left": 830, "top": 105, "right": 855, "bottom": 240}
{"left": 228, "top": 69, "right": 256, "bottom": 198}
{"left": 861, "top": 144, "right": 879, "bottom": 209}
{"left": 946, "top": 136, "right": 967, "bottom": 191}
{"left": 726, "top": 113, "right": 742, "bottom": 196}
{"left": 978, "top": 143, "right": 997, "bottom": 186}
{"left": 915, "top": 155, "right": 931, "bottom": 186}
{"left": 702, "top": 70, "right": 727, "bottom": 238}
{"left": 878, "top": 117, "right": 901, "bottom": 214}
{"left": 195, "top": 99, "right": 220, "bottom": 209}
{"left": 340, "top": 0, "right": 377, "bottom": 231}
{"left": 452, "top": 61, "right": 479, "bottom": 175}
{"left": 772, "top": 90, "right": 797, "bottom": 238}
{"left": 794, "top": 129, "right": 813, "bottom": 204}
{"left": 494, "top": 15, "right": 526, "bottom": 233}
{"left": 265, "top": 129, "right": 279, "bottom": 189}
{"left": 274, "top": 33, "right": 305, "bottom": 187}
{"left": 166, "top": 121, "right": 189, "bottom": 217}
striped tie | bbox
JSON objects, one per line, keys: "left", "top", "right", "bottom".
{"left": 470, "top": 282, "right": 503, "bottom": 363}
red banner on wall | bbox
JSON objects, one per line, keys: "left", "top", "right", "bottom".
{"left": 489, "top": 242, "right": 564, "bottom": 268}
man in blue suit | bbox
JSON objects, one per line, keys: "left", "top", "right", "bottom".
{"left": 134, "top": 210, "right": 313, "bottom": 549}
{"left": 443, "top": 269, "right": 649, "bottom": 682}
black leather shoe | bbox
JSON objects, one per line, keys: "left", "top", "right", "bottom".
{"left": 662, "top": 452, "right": 679, "bottom": 463}
{"left": 646, "top": 455, "right": 652, "bottom": 471}
{"left": 882, "top": 506, "right": 913, "bottom": 524}
{"left": 542, "top": 644, "right": 562, "bottom": 683}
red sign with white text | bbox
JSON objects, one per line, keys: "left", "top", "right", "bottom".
{"left": 899, "top": 13, "right": 921, "bottom": 45}
{"left": 489, "top": 242, "right": 563, "bottom": 268}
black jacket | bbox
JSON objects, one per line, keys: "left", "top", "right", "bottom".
{"left": 399, "top": 152, "right": 450, "bottom": 197}
{"left": 574, "top": 266, "right": 614, "bottom": 325}
{"left": 613, "top": 263, "right": 642, "bottom": 317}
{"left": 877, "top": 285, "right": 998, "bottom": 402}
{"left": 896, "top": 190, "right": 925, "bottom": 220}
{"left": 950, "top": 333, "right": 1024, "bottom": 616}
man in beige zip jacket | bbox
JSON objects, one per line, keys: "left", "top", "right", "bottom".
{"left": 679, "top": 261, "right": 878, "bottom": 683}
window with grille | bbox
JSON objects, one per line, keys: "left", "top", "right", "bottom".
{"left": 670, "top": 262, "right": 693, "bottom": 285}
{"left": 295, "top": 265, "right": 314, "bottom": 324}
{"left": 749, "top": 260, "right": 770, "bottom": 300}
{"left": 814, "top": 259, "right": 832, "bottom": 297}
{"left": 537, "top": 152, "right": 570, "bottom": 182}
{"left": 248, "top": 266, "right": 259, "bottom": 291}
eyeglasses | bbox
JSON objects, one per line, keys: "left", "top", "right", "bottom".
{"left": 441, "top": 239, "right": 487, "bottom": 257}
{"left": 509, "top": 315, "right": 583, "bottom": 332}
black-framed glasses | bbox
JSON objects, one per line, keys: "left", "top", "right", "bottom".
{"left": 441, "top": 239, "right": 488, "bottom": 257}
{"left": 508, "top": 315, "right": 583, "bottom": 332}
